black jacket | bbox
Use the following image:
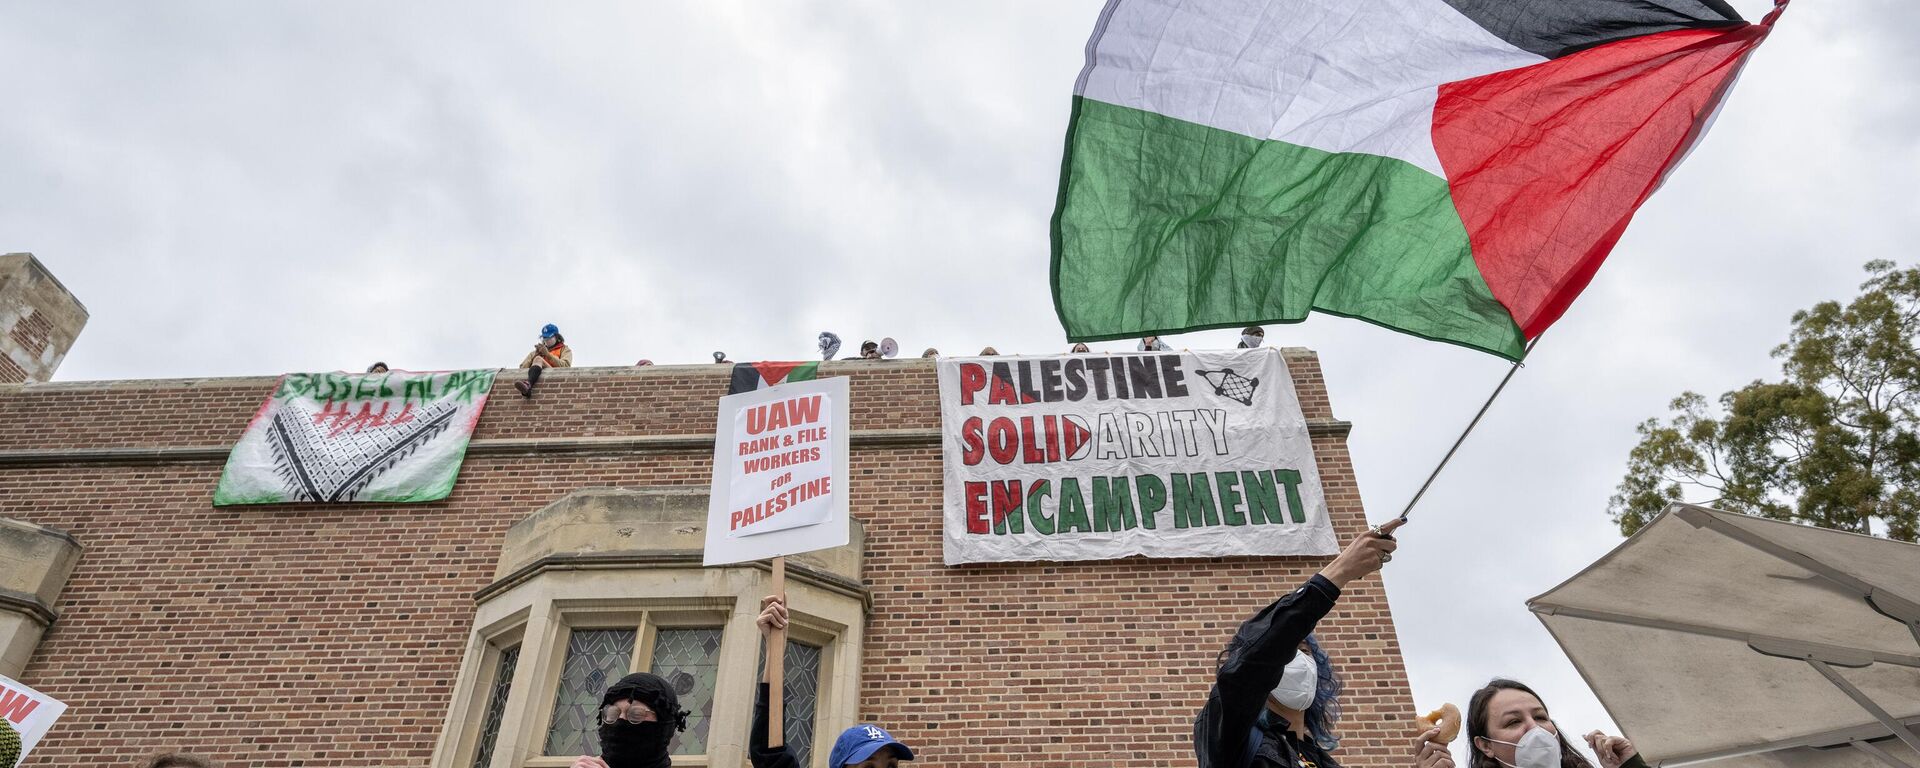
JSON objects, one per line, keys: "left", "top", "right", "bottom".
{"left": 749, "top": 683, "right": 800, "bottom": 768}
{"left": 1193, "top": 574, "right": 1343, "bottom": 768}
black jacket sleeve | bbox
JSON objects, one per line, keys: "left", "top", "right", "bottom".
{"left": 750, "top": 682, "right": 802, "bottom": 768}
{"left": 1193, "top": 574, "right": 1342, "bottom": 768}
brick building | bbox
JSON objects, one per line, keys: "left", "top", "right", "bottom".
{"left": 0, "top": 345, "right": 1415, "bottom": 767}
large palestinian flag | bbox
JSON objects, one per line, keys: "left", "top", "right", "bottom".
{"left": 1051, "top": 0, "right": 1785, "bottom": 359}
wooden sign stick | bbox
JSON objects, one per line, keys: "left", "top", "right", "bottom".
{"left": 767, "top": 555, "right": 787, "bottom": 748}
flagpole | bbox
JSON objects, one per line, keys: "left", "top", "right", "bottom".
{"left": 1395, "top": 335, "right": 1541, "bottom": 523}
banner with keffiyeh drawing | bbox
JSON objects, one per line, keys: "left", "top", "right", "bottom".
{"left": 213, "top": 369, "right": 496, "bottom": 505}
{"left": 937, "top": 348, "right": 1334, "bottom": 564}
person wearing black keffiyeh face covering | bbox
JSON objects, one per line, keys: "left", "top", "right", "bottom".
{"left": 569, "top": 672, "right": 690, "bottom": 768}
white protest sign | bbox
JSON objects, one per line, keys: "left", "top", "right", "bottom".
{"left": 704, "top": 376, "right": 851, "bottom": 566}
{"left": 938, "top": 348, "right": 1337, "bottom": 564}
{"left": 0, "top": 673, "right": 66, "bottom": 764}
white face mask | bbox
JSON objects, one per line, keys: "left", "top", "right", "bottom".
{"left": 1270, "top": 653, "right": 1317, "bottom": 711}
{"left": 1241, "top": 334, "right": 1264, "bottom": 348}
{"left": 1483, "top": 726, "right": 1562, "bottom": 768}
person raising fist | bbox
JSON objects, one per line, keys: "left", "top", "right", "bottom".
{"left": 1194, "top": 519, "right": 1402, "bottom": 768}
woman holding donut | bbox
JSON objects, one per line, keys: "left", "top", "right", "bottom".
{"left": 1193, "top": 519, "right": 1402, "bottom": 768}
{"left": 1414, "top": 680, "right": 1643, "bottom": 768}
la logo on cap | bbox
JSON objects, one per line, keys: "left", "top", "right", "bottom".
{"left": 865, "top": 726, "right": 884, "bottom": 740}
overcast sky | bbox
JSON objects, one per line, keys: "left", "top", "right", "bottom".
{"left": 4, "top": 0, "right": 1917, "bottom": 761}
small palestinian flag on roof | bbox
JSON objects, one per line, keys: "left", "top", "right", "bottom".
{"left": 728, "top": 361, "right": 821, "bottom": 395}
{"left": 1052, "top": 0, "right": 1787, "bottom": 360}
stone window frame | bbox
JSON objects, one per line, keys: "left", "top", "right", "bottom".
{"left": 534, "top": 603, "right": 729, "bottom": 759}
{"left": 433, "top": 563, "right": 865, "bottom": 768}
{"left": 471, "top": 640, "right": 521, "bottom": 768}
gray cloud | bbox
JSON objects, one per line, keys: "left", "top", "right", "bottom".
{"left": 1, "top": 0, "right": 1911, "bottom": 761}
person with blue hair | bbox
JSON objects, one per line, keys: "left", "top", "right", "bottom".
{"left": 1194, "top": 518, "right": 1403, "bottom": 768}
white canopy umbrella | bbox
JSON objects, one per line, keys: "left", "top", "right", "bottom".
{"left": 1529, "top": 504, "right": 1920, "bottom": 768}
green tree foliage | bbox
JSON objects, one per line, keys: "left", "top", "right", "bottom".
{"left": 1610, "top": 261, "right": 1920, "bottom": 542}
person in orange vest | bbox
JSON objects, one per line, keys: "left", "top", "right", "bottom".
{"left": 516, "top": 323, "right": 573, "bottom": 398}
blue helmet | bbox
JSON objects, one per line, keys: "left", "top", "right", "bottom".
{"left": 540, "top": 323, "right": 559, "bottom": 338}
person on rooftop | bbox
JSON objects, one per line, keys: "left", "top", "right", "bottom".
{"left": 1139, "top": 336, "right": 1171, "bottom": 352}
{"left": 366, "top": 362, "right": 389, "bottom": 374}
{"left": 516, "top": 324, "right": 572, "bottom": 398}
{"left": 1239, "top": 327, "right": 1266, "bottom": 349}
{"left": 859, "top": 341, "right": 883, "bottom": 360}
{"left": 1069, "top": 343, "right": 1090, "bottom": 353}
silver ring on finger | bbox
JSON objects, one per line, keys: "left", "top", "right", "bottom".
{"left": 1380, "top": 553, "right": 1393, "bottom": 563}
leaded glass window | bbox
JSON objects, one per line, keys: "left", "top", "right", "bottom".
{"left": 470, "top": 646, "right": 519, "bottom": 768}
{"left": 781, "top": 640, "right": 824, "bottom": 766}
{"left": 544, "top": 629, "right": 637, "bottom": 756}
{"left": 756, "top": 638, "right": 825, "bottom": 766}
{"left": 649, "top": 627, "right": 723, "bottom": 755}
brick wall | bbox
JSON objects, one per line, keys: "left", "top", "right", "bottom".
{"left": 0, "top": 353, "right": 1413, "bottom": 767}
{"left": 0, "top": 356, "right": 26, "bottom": 388}
{"left": 9, "top": 310, "right": 51, "bottom": 358}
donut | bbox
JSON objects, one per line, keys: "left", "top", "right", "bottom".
{"left": 1416, "top": 703, "right": 1462, "bottom": 744}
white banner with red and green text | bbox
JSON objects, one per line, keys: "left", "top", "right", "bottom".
{"left": 939, "top": 348, "right": 1336, "bottom": 564}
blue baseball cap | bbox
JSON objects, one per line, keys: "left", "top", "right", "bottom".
{"left": 828, "top": 724, "right": 913, "bottom": 766}
{"left": 540, "top": 323, "right": 559, "bottom": 338}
